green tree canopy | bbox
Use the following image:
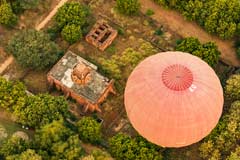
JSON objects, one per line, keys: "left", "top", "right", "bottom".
{"left": 34, "top": 120, "right": 73, "bottom": 150}
{"left": 77, "top": 117, "right": 102, "bottom": 144}
{"left": 13, "top": 94, "right": 70, "bottom": 128}
{"left": 0, "top": 77, "right": 27, "bottom": 111}
{"left": 0, "top": 136, "right": 29, "bottom": 157}
{"left": 7, "top": 29, "right": 60, "bottom": 70}
{"left": 0, "top": 2, "right": 17, "bottom": 27}
{"left": 176, "top": 37, "right": 220, "bottom": 67}
{"left": 109, "top": 133, "right": 162, "bottom": 160}
{"left": 6, "top": 149, "right": 42, "bottom": 160}
{"left": 55, "top": 2, "right": 88, "bottom": 28}
{"left": 225, "top": 74, "right": 240, "bottom": 101}
{"left": 116, "top": 0, "right": 140, "bottom": 15}
{"left": 61, "top": 24, "right": 82, "bottom": 44}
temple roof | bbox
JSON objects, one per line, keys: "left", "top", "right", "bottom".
{"left": 48, "top": 51, "right": 110, "bottom": 103}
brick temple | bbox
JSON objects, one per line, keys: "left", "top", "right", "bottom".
{"left": 47, "top": 51, "right": 115, "bottom": 112}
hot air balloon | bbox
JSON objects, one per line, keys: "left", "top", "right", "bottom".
{"left": 124, "top": 51, "right": 223, "bottom": 147}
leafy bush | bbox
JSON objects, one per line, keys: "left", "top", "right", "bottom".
{"left": 225, "top": 74, "right": 240, "bottom": 101}
{"left": 6, "top": 149, "right": 42, "bottom": 160}
{"left": 176, "top": 37, "right": 220, "bottom": 67}
{"left": 146, "top": 9, "right": 155, "bottom": 16}
{"left": 116, "top": 0, "right": 140, "bottom": 15}
{"left": 34, "top": 120, "right": 73, "bottom": 150}
{"left": 0, "top": 2, "right": 17, "bottom": 27}
{"left": 226, "top": 146, "right": 240, "bottom": 160}
{"left": 13, "top": 94, "right": 70, "bottom": 128}
{"left": 61, "top": 24, "right": 82, "bottom": 44}
{"left": 0, "top": 77, "right": 27, "bottom": 111}
{"left": 0, "top": 136, "right": 29, "bottom": 157}
{"left": 77, "top": 117, "right": 102, "bottom": 144}
{"left": 7, "top": 29, "right": 60, "bottom": 70}
{"left": 109, "top": 133, "right": 163, "bottom": 160}
{"left": 55, "top": 2, "right": 88, "bottom": 28}
{"left": 55, "top": 2, "right": 89, "bottom": 43}
{"left": 11, "top": 0, "right": 39, "bottom": 14}
{"left": 154, "top": 28, "right": 164, "bottom": 36}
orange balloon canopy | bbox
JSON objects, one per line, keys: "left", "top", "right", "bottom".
{"left": 124, "top": 51, "right": 223, "bottom": 148}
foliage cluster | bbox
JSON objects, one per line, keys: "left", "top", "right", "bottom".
{"left": 13, "top": 94, "right": 70, "bottom": 128}
{"left": 100, "top": 40, "right": 157, "bottom": 80}
{"left": 199, "top": 100, "right": 240, "bottom": 159}
{"left": 77, "top": 117, "right": 102, "bottom": 144}
{"left": 153, "top": 0, "right": 240, "bottom": 39}
{"left": 0, "top": 2, "right": 17, "bottom": 27}
{"left": 1, "top": 120, "right": 85, "bottom": 160}
{"left": 176, "top": 37, "right": 220, "bottom": 67}
{"left": 109, "top": 133, "right": 163, "bottom": 160}
{"left": 116, "top": 0, "right": 140, "bottom": 15}
{"left": 55, "top": 2, "right": 89, "bottom": 44}
{"left": 0, "top": 77, "right": 70, "bottom": 128}
{"left": 0, "top": 77, "right": 27, "bottom": 111}
{"left": 225, "top": 74, "right": 240, "bottom": 101}
{"left": 7, "top": 29, "right": 60, "bottom": 70}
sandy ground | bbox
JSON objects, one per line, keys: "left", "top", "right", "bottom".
{"left": 140, "top": 0, "right": 240, "bottom": 66}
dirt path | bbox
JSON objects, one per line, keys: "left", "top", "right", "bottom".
{"left": 140, "top": 0, "right": 240, "bottom": 66}
{"left": 0, "top": 55, "right": 14, "bottom": 75}
{"left": 35, "top": 0, "right": 69, "bottom": 30}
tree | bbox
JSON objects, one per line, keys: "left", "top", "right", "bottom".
{"left": 13, "top": 94, "right": 70, "bottom": 128}
{"left": 50, "top": 135, "right": 85, "bottom": 160}
{"left": 109, "top": 133, "right": 162, "bottom": 160}
{"left": 116, "top": 0, "right": 140, "bottom": 15}
{"left": 61, "top": 24, "right": 82, "bottom": 44}
{"left": 0, "top": 136, "right": 29, "bottom": 157}
{"left": 0, "top": 77, "right": 27, "bottom": 111}
{"left": 225, "top": 74, "right": 240, "bottom": 101}
{"left": 176, "top": 37, "right": 201, "bottom": 53}
{"left": 6, "top": 149, "right": 42, "bottom": 160}
{"left": 7, "top": 29, "right": 60, "bottom": 70}
{"left": 55, "top": 2, "right": 88, "bottom": 28}
{"left": 176, "top": 37, "right": 220, "bottom": 67}
{"left": 0, "top": 2, "right": 17, "bottom": 27}
{"left": 34, "top": 120, "right": 73, "bottom": 150}
{"left": 10, "top": 0, "right": 39, "bottom": 14}
{"left": 226, "top": 146, "right": 240, "bottom": 160}
{"left": 77, "top": 117, "right": 102, "bottom": 144}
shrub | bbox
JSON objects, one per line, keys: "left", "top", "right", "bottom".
{"left": 154, "top": 28, "right": 164, "bottom": 36}
{"left": 61, "top": 24, "right": 82, "bottom": 44}
{"left": 13, "top": 94, "right": 70, "bottom": 128}
{"left": 225, "top": 74, "right": 240, "bottom": 101}
{"left": 0, "top": 2, "right": 17, "bottom": 27}
{"left": 11, "top": 0, "right": 39, "bottom": 14}
{"left": 77, "top": 117, "right": 102, "bottom": 144}
{"left": 146, "top": 9, "right": 155, "bottom": 16}
{"left": 116, "top": 0, "right": 140, "bottom": 15}
{"left": 176, "top": 37, "right": 220, "bottom": 67}
{"left": 109, "top": 133, "right": 163, "bottom": 160}
{"left": 7, "top": 29, "right": 60, "bottom": 70}
{"left": 0, "top": 136, "right": 29, "bottom": 157}
{"left": 0, "top": 77, "right": 27, "bottom": 111}
{"left": 6, "top": 149, "right": 42, "bottom": 160}
{"left": 55, "top": 2, "right": 88, "bottom": 28}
